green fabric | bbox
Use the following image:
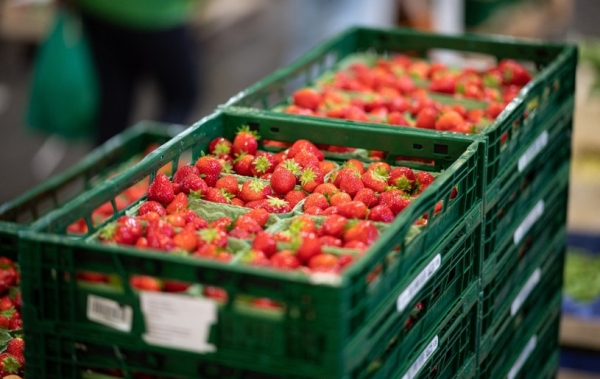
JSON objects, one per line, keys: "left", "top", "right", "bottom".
{"left": 77, "top": 0, "right": 198, "bottom": 30}
{"left": 26, "top": 10, "right": 99, "bottom": 140}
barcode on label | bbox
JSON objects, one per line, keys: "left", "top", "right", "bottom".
{"left": 507, "top": 335, "right": 537, "bottom": 379}
{"left": 518, "top": 130, "right": 548, "bottom": 172}
{"left": 514, "top": 200, "right": 544, "bottom": 245}
{"left": 87, "top": 295, "right": 133, "bottom": 332}
{"left": 511, "top": 268, "right": 541, "bottom": 316}
{"left": 402, "top": 336, "right": 439, "bottom": 379}
{"left": 397, "top": 254, "right": 442, "bottom": 312}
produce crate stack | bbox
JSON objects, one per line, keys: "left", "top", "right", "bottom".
{"left": 223, "top": 26, "right": 577, "bottom": 377}
{"left": 18, "top": 111, "right": 484, "bottom": 379}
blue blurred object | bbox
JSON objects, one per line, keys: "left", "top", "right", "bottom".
{"left": 563, "top": 232, "right": 600, "bottom": 320}
{"left": 560, "top": 347, "right": 600, "bottom": 373}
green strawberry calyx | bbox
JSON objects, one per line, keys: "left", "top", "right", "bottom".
{"left": 237, "top": 125, "right": 261, "bottom": 140}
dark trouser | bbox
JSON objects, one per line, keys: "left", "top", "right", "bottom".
{"left": 81, "top": 13, "right": 199, "bottom": 146}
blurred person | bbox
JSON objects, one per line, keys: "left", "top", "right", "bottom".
{"left": 62, "top": 0, "right": 203, "bottom": 145}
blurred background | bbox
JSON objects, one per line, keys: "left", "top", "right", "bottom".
{"left": 0, "top": 0, "right": 599, "bottom": 377}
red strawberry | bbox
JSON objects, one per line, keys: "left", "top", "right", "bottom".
{"left": 239, "top": 180, "right": 272, "bottom": 203}
{"left": 6, "top": 337, "right": 24, "bottom": 362}
{"left": 308, "top": 253, "right": 339, "bottom": 272}
{"left": 329, "top": 192, "right": 352, "bottom": 206}
{"left": 287, "top": 139, "right": 324, "bottom": 161}
{"left": 343, "top": 220, "right": 379, "bottom": 245}
{"left": 296, "top": 233, "right": 322, "bottom": 263}
{"left": 292, "top": 88, "right": 322, "bottom": 111}
{"left": 208, "top": 137, "right": 233, "bottom": 156}
{"left": 231, "top": 197, "right": 245, "bottom": 207}
{"left": 294, "top": 150, "right": 320, "bottom": 168}
{"left": 270, "top": 250, "right": 301, "bottom": 270}
{"left": 0, "top": 353, "right": 21, "bottom": 376}
{"left": 9, "top": 313, "right": 21, "bottom": 330}
{"left": 379, "top": 190, "right": 412, "bottom": 215}
{"left": 252, "top": 232, "right": 277, "bottom": 257}
{"left": 250, "top": 155, "right": 274, "bottom": 177}
{"left": 337, "top": 201, "right": 368, "bottom": 219}
{"left": 100, "top": 216, "right": 143, "bottom": 245}
{"left": 204, "top": 187, "right": 231, "bottom": 204}
{"left": 173, "top": 165, "right": 200, "bottom": 184}
{"left": 198, "top": 227, "right": 228, "bottom": 248}
{"left": 0, "top": 297, "right": 13, "bottom": 311}
{"left": 300, "top": 166, "right": 324, "bottom": 193}
{"left": 415, "top": 171, "right": 435, "bottom": 193}
{"left": 243, "top": 208, "right": 270, "bottom": 228}
{"left": 147, "top": 173, "right": 175, "bottom": 204}
{"left": 233, "top": 215, "right": 263, "bottom": 234}
{"left": 166, "top": 192, "right": 188, "bottom": 214}
{"left": 304, "top": 206, "right": 324, "bottom": 215}
{"left": 345, "top": 159, "right": 365, "bottom": 174}
{"left": 11, "top": 293, "right": 20, "bottom": 311}
{"left": 361, "top": 169, "right": 388, "bottom": 193}
{"left": 163, "top": 280, "right": 192, "bottom": 293}
{"left": 233, "top": 125, "right": 260, "bottom": 156}
{"left": 244, "top": 249, "right": 271, "bottom": 267}
{"left": 289, "top": 215, "right": 317, "bottom": 235}
{"left": 195, "top": 156, "right": 222, "bottom": 187}
{"left": 367, "top": 162, "right": 391, "bottom": 174}
{"left": 318, "top": 160, "right": 337, "bottom": 175}
{"left": 498, "top": 59, "right": 531, "bottom": 86}
{"left": 318, "top": 235, "right": 343, "bottom": 247}
{"left": 245, "top": 199, "right": 268, "bottom": 209}
{"left": 270, "top": 167, "right": 297, "bottom": 195}
{"left": 263, "top": 196, "right": 292, "bottom": 214}
{"left": 354, "top": 188, "right": 379, "bottom": 208}
{"left": 0, "top": 308, "right": 14, "bottom": 329}
{"left": 313, "top": 183, "right": 339, "bottom": 197}
{"left": 130, "top": 275, "right": 162, "bottom": 292}
{"left": 180, "top": 175, "right": 208, "bottom": 196}
{"left": 415, "top": 107, "right": 438, "bottom": 129}
{"left": 485, "top": 102, "right": 504, "bottom": 119}
{"left": 368, "top": 205, "right": 395, "bottom": 222}
{"left": 210, "top": 216, "right": 232, "bottom": 230}
{"left": 303, "top": 193, "right": 329, "bottom": 211}
{"left": 173, "top": 231, "right": 198, "bottom": 252}
{"left": 331, "top": 167, "right": 360, "bottom": 187}
{"left": 388, "top": 167, "right": 416, "bottom": 192}
{"left": 146, "top": 218, "right": 175, "bottom": 237}
{"left": 215, "top": 175, "right": 239, "bottom": 197}
{"left": 322, "top": 206, "right": 339, "bottom": 215}
{"left": 435, "top": 110, "right": 466, "bottom": 131}
{"left": 233, "top": 153, "right": 255, "bottom": 176}
{"left": 318, "top": 215, "right": 348, "bottom": 239}
{"left": 284, "top": 190, "right": 307, "bottom": 209}
{"left": 339, "top": 175, "right": 365, "bottom": 197}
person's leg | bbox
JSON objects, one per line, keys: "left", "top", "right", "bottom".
{"left": 81, "top": 13, "right": 137, "bottom": 145}
{"left": 131, "top": 25, "right": 199, "bottom": 125}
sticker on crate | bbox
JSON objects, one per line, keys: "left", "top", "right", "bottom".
{"left": 508, "top": 335, "right": 537, "bottom": 379}
{"left": 514, "top": 200, "right": 545, "bottom": 245}
{"left": 397, "top": 254, "right": 442, "bottom": 312}
{"left": 140, "top": 291, "right": 218, "bottom": 353}
{"left": 511, "top": 268, "right": 541, "bottom": 316}
{"left": 518, "top": 130, "right": 549, "bottom": 173}
{"left": 86, "top": 295, "right": 133, "bottom": 332}
{"left": 402, "top": 335, "right": 439, "bottom": 379}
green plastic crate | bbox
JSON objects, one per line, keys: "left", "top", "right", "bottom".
{"left": 0, "top": 121, "right": 185, "bottom": 261}
{"left": 479, "top": 291, "right": 562, "bottom": 379}
{"left": 223, "top": 26, "right": 577, "bottom": 192}
{"left": 537, "top": 349, "right": 560, "bottom": 379}
{"left": 465, "top": 0, "right": 522, "bottom": 28}
{"left": 20, "top": 111, "right": 484, "bottom": 379}
{"left": 483, "top": 146, "right": 570, "bottom": 265}
{"left": 479, "top": 230, "right": 565, "bottom": 363}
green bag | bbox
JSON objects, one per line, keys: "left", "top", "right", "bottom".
{"left": 26, "top": 9, "right": 99, "bottom": 140}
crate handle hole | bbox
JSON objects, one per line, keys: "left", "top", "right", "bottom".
{"left": 270, "top": 127, "right": 280, "bottom": 133}
{"left": 412, "top": 143, "right": 423, "bottom": 150}
{"left": 248, "top": 123, "right": 260, "bottom": 132}
{"left": 434, "top": 144, "right": 448, "bottom": 155}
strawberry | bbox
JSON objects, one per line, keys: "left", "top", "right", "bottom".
{"left": 0, "top": 297, "right": 13, "bottom": 311}
{"left": 130, "top": 275, "right": 162, "bottom": 292}
{"left": 318, "top": 235, "right": 343, "bottom": 247}
{"left": 329, "top": 192, "right": 352, "bottom": 206}
{"left": 296, "top": 233, "right": 323, "bottom": 263}
{"left": 76, "top": 271, "right": 109, "bottom": 283}
{"left": 354, "top": 188, "right": 378, "bottom": 208}
{"left": 245, "top": 199, "right": 268, "bottom": 209}
{"left": 239, "top": 180, "right": 272, "bottom": 203}
{"left": 415, "top": 171, "right": 435, "bottom": 193}
{"left": 100, "top": 216, "right": 142, "bottom": 245}
{"left": 6, "top": 338, "right": 24, "bottom": 365}
{"left": 287, "top": 139, "right": 324, "bottom": 161}
{"left": 263, "top": 196, "right": 292, "bottom": 214}
{"left": 204, "top": 187, "right": 232, "bottom": 204}
{"left": 318, "top": 214, "right": 348, "bottom": 239}
{"left": 231, "top": 197, "right": 245, "bottom": 207}
{"left": 498, "top": 59, "right": 531, "bottom": 86}
{"left": 318, "top": 161, "right": 337, "bottom": 175}
{"left": 278, "top": 159, "right": 303, "bottom": 177}
{"left": 180, "top": 175, "right": 208, "bottom": 196}
{"left": 332, "top": 167, "right": 360, "bottom": 187}
{"left": 208, "top": 137, "right": 233, "bottom": 156}
{"left": 361, "top": 169, "right": 388, "bottom": 193}
{"left": 367, "top": 162, "right": 391, "bottom": 174}
{"left": 293, "top": 88, "right": 322, "bottom": 111}
{"left": 388, "top": 111, "right": 410, "bottom": 126}
{"left": 147, "top": 173, "right": 175, "bottom": 204}
{"left": 434, "top": 201, "right": 443, "bottom": 214}
{"left": 343, "top": 240, "right": 368, "bottom": 252}
{"left": 233, "top": 125, "right": 260, "bottom": 156}
{"left": 163, "top": 280, "right": 192, "bottom": 293}
{"left": 250, "top": 155, "right": 274, "bottom": 177}
{"left": 284, "top": 190, "right": 307, "bottom": 208}
{"left": 378, "top": 189, "right": 409, "bottom": 214}
{"left": 146, "top": 233, "right": 175, "bottom": 251}
{"left": 339, "top": 174, "right": 365, "bottom": 197}
{"left": 337, "top": 201, "right": 368, "bottom": 219}
{"left": 322, "top": 206, "right": 339, "bottom": 215}
{"left": 173, "top": 165, "right": 200, "bottom": 184}
{"left": 198, "top": 227, "right": 228, "bottom": 248}
{"left": 270, "top": 167, "right": 297, "bottom": 195}
{"left": 293, "top": 150, "right": 320, "bottom": 168}
{"left": 215, "top": 175, "right": 239, "bottom": 197}
{"left": 243, "top": 208, "right": 270, "bottom": 228}
{"left": 450, "top": 187, "right": 458, "bottom": 200}
{"left": 195, "top": 155, "right": 222, "bottom": 187}
{"left": 415, "top": 107, "right": 438, "bottom": 129}
{"left": 0, "top": 308, "right": 14, "bottom": 329}
{"left": 368, "top": 205, "right": 395, "bottom": 222}
{"left": 229, "top": 227, "right": 252, "bottom": 239}
{"left": 485, "top": 102, "right": 504, "bottom": 120}
{"left": 388, "top": 167, "right": 415, "bottom": 192}
{"left": 233, "top": 215, "right": 262, "bottom": 234}
{"left": 304, "top": 206, "right": 324, "bottom": 215}
{"left": 289, "top": 215, "right": 317, "bottom": 235}
{"left": 166, "top": 192, "right": 188, "bottom": 214}
{"left": 270, "top": 250, "right": 301, "bottom": 270}
{"left": 12, "top": 292, "right": 21, "bottom": 311}
{"left": 146, "top": 218, "right": 175, "bottom": 237}
{"left": 171, "top": 181, "right": 182, "bottom": 195}
{"left": 233, "top": 153, "right": 255, "bottom": 176}
{"left": 210, "top": 217, "right": 232, "bottom": 230}
{"left": 300, "top": 166, "right": 324, "bottom": 192}
{"left": 308, "top": 253, "right": 339, "bottom": 272}
{"left": 303, "top": 193, "right": 329, "bottom": 211}
{"left": 344, "top": 220, "right": 379, "bottom": 245}
{"left": 173, "top": 230, "right": 198, "bottom": 252}
{"left": 252, "top": 232, "right": 277, "bottom": 257}
{"left": 0, "top": 353, "right": 21, "bottom": 376}
{"left": 313, "top": 183, "right": 339, "bottom": 197}
{"left": 435, "top": 110, "right": 466, "bottom": 131}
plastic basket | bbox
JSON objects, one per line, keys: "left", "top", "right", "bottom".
{"left": 19, "top": 111, "right": 483, "bottom": 379}
{"left": 24, "top": 283, "right": 478, "bottom": 379}
{"left": 0, "top": 121, "right": 185, "bottom": 261}
{"left": 223, "top": 26, "right": 577, "bottom": 190}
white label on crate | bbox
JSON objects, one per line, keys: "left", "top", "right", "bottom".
{"left": 402, "top": 336, "right": 439, "bottom": 379}
{"left": 511, "top": 268, "right": 541, "bottom": 316}
{"left": 518, "top": 130, "right": 549, "bottom": 172}
{"left": 513, "top": 200, "right": 545, "bottom": 245}
{"left": 87, "top": 295, "right": 133, "bottom": 333}
{"left": 507, "top": 335, "right": 537, "bottom": 379}
{"left": 140, "top": 291, "right": 218, "bottom": 353}
{"left": 397, "top": 254, "right": 441, "bottom": 312}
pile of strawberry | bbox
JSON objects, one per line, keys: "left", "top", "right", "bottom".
{"left": 285, "top": 56, "right": 532, "bottom": 134}
{"left": 0, "top": 258, "right": 24, "bottom": 379}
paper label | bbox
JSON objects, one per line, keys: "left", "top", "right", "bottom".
{"left": 402, "top": 336, "right": 439, "bottom": 379}
{"left": 507, "top": 335, "right": 537, "bottom": 379}
{"left": 514, "top": 200, "right": 544, "bottom": 245}
{"left": 140, "top": 291, "right": 218, "bottom": 353}
{"left": 511, "top": 268, "right": 541, "bottom": 316}
{"left": 397, "top": 254, "right": 442, "bottom": 312}
{"left": 518, "top": 130, "right": 548, "bottom": 172}
{"left": 87, "top": 295, "right": 133, "bottom": 333}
